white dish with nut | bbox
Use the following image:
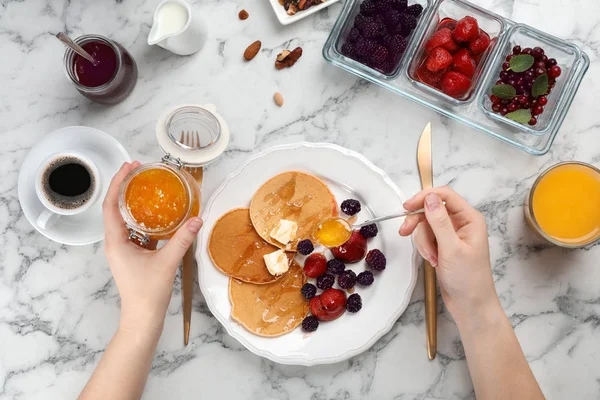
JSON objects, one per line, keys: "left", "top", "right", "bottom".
{"left": 269, "top": 0, "right": 342, "bottom": 25}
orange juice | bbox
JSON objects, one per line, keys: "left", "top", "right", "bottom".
{"left": 527, "top": 162, "right": 600, "bottom": 246}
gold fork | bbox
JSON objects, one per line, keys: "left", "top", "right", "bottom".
{"left": 181, "top": 130, "right": 203, "bottom": 345}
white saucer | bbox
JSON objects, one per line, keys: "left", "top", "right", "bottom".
{"left": 18, "top": 126, "right": 130, "bottom": 246}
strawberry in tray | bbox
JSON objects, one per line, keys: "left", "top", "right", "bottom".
{"left": 416, "top": 16, "right": 492, "bottom": 100}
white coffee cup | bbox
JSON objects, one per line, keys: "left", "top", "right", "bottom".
{"left": 34, "top": 152, "right": 101, "bottom": 229}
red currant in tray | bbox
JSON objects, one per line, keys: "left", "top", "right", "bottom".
{"left": 488, "top": 45, "right": 561, "bottom": 126}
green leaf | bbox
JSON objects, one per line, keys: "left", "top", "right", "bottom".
{"left": 508, "top": 54, "right": 535, "bottom": 72}
{"left": 491, "top": 84, "right": 517, "bottom": 99}
{"left": 506, "top": 109, "right": 532, "bottom": 124}
{"left": 531, "top": 74, "right": 549, "bottom": 97}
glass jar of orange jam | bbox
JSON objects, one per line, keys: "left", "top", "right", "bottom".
{"left": 118, "top": 161, "right": 201, "bottom": 243}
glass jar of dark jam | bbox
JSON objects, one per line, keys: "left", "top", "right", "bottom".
{"left": 63, "top": 34, "right": 138, "bottom": 105}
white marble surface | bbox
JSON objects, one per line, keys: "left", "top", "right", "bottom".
{"left": 1, "top": 0, "right": 599, "bottom": 398}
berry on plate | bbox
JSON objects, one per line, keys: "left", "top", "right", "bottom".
{"left": 302, "top": 316, "right": 319, "bottom": 332}
{"left": 452, "top": 48, "right": 476, "bottom": 78}
{"left": 425, "top": 47, "right": 453, "bottom": 72}
{"left": 301, "top": 283, "right": 317, "bottom": 300}
{"left": 331, "top": 230, "right": 368, "bottom": 263}
{"left": 366, "top": 249, "right": 387, "bottom": 271}
{"left": 469, "top": 30, "right": 491, "bottom": 55}
{"left": 441, "top": 71, "right": 471, "bottom": 98}
{"left": 310, "top": 288, "right": 347, "bottom": 321}
{"left": 425, "top": 28, "right": 458, "bottom": 53}
{"left": 304, "top": 253, "right": 327, "bottom": 278}
{"left": 338, "top": 269, "right": 357, "bottom": 289}
{"left": 357, "top": 271, "right": 375, "bottom": 286}
{"left": 359, "top": 223, "right": 378, "bottom": 239}
{"left": 316, "top": 273, "right": 335, "bottom": 290}
{"left": 327, "top": 258, "right": 346, "bottom": 275}
{"left": 346, "top": 293, "right": 363, "bottom": 313}
{"left": 297, "top": 239, "right": 314, "bottom": 255}
{"left": 341, "top": 199, "right": 361, "bottom": 215}
{"left": 452, "top": 16, "right": 479, "bottom": 43}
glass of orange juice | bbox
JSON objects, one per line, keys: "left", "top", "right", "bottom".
{"left": 525, "top": 162, "right": 600, "bottom": 248}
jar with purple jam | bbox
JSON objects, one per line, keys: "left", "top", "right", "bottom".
{"left": 63, "top": 34, "right": 138, "bottom": 105}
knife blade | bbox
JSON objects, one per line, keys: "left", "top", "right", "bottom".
{"left": 416, "top": 122, "right": 437, "bottom": 360}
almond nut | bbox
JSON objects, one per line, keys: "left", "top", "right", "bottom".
{"left": 244, "top": 40, "right": 261, "bottom": 61}
{"left": 238, "top": 9, "right": 249, "bottom": 20}
{"left": 274, "top": 92, "right": 284, "bottom": 107}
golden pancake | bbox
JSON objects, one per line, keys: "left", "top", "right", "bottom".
{"left": 209, "top": 208, "right": 287, "bottom": 284}
{"left": 250, "top": 171, "right": 338, "bottom": 251}
{"left": 229, "top": 261, "right": 308, "bottom": 337}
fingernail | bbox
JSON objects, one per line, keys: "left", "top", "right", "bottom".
{"left": 425, "top": 193, "right": 440, "bottom": 211}
{"left": 132, "top": 160, "right": 141, "bottom": 167}
{"left": 428, "top": 254, "right": 438, "bottom": 267}
{"left": 405, "top": 194, "right": 417, "bottom": 204}
{"left": 187, "top": 217, "right": 203, "bottom": 233}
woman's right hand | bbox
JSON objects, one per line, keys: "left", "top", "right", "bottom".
{"left": 399, "top": 187, "right": 500, "bottom": 325}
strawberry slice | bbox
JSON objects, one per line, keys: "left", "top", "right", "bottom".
{"left": 452, "top": 48, "right": 476, "bottom": 78}
{"left": 304, "top": 253, "right": 327, "bottom": 278}
{"left": 453, "top": 16, "right": 479, "bottom": 43}
{"left": 441, "top": 71, "right": 471, "bottom": 98}
{"left": 417, "top": 63, "right": 444, "bottom": 87}
{"left": 330, "top": 230, "right": 367, "bottom": 263}
{"left": 469, "top": 29, "right": 491, "bottom": 55}
{"left": 425, "top": 28, "right": 458, "bottom": 53}
{"left": 309, "top": 288, "right": 347, "bottom": 321}
{"left": 425, "top": 47, "right": 452, "bottom": 73}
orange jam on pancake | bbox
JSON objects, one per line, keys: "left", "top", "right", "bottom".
{"left": 249, "top": 171, "right": 338, "bottom": 251}
{"left": 313, "top": 217, "right": 352, "bottom": 247}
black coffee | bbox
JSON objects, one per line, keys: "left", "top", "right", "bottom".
{"left": 42, "top": 156, "right": 96, "bottom": 210}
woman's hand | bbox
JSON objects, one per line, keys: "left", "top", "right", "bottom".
{"left": 103, "top": 162, "right": 203, "bottom": 333}
{"left": 399, "top": 187, "right": 499, "bottom": 324}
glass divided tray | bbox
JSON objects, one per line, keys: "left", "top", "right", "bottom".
{"left": 323, "top": 0, "right": 590, "bottom": 155}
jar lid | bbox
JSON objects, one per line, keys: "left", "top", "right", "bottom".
{"left": 156, "top": 104, "right": 229, "bottom": 167}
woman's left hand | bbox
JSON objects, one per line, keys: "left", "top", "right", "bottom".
{"left": 103, "top": 162, "right": 203, "bottom": 333}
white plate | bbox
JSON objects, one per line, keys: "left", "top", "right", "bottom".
{"left": 18, "top": 126, "right": 131, "bottom": 246}
{"left": 269, "top": 0, "right": 342, "bottom": 25}
{"left": 197, "top": 142, "right": 418, "bottom": 366}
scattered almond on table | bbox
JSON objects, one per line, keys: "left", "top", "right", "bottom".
{"left": 244, "top": 40, "right": 261, "bottom": 61}
{"left": 274, "top": 92, "right": 284, "bottom": 107}
{"left": 275, "top": 47, "right": 303, "bottom": 69}
{"left": 238, "top": 9, "right": 249, "bottom": 20}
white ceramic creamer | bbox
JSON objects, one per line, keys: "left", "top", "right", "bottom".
{"left": 148, "top": 0, "right": 206, "bottom": 56}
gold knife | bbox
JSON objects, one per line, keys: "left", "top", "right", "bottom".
{"left": 417, "top": 122, "right": 437, "bottom": 360}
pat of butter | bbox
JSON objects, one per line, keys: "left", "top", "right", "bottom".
{"left": 270, "top": 219, "right": 298, "bottom": 245}
{"left": 263, "top": 250, "right": 289, "bottom": 276}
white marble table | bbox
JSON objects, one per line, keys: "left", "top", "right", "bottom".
{"left": 1, "top": 0, "right": 599, "bottom": 398}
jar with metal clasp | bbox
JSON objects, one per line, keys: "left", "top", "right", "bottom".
{"left": 118, "top": 104, "right": 229, "bottom": 245}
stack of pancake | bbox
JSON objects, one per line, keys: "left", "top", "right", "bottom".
{"left": 208, "top": 171, "right": 338, "bottom": 337}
